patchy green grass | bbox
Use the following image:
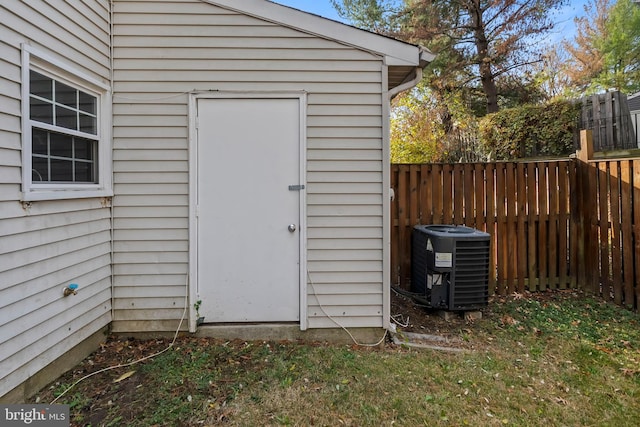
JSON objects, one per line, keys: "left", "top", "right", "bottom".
{"left": 34, "top": 292, "right": 640, "bottom": 426}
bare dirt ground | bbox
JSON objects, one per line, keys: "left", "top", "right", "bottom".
{"left": 390, "top": 288, "right": 477, "bottom": 333}
{"left": 32, "top": 291, "right": 481, "bottom": 421}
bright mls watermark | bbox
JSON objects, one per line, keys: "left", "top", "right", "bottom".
{"left": 1, "top": 405, "right": 69, "bottom": 426}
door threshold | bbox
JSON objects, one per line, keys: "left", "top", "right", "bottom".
{"left": 195, "top": 323, "right": 302, "bottom": 341}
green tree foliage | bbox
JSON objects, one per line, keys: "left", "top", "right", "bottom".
{"left": 390, "top": 87, "right": 442, "bottom": 163}
{"left": 529, "top": 45, "right": 574, "bottom": 100}
{"left": 478, "top": 100, "right": 581, "bottom": 160}
{"left": 564, "top": 0, "right": 640, "bottom": 95}
{"left": 390, "top": 82, "right": 488, "bottom": 163}
{"left": 334, "top": 0, "right": 570, "bottom": 164}
{"left": 596, "top": 0, "right": 640, "bottom": 93}
{"left": 333, "top": 0, "right": 567, "bottom": 114}
{"left": 562, "top": 0, "right": 610, "bottom": 95}
{"left": 330, "top": 0, "right": 400, "bottom": 31}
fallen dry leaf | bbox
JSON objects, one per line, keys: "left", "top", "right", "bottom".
{"left": 113, "top": 370, "right": 136, "bottom": 383}
{"left": 555, "top": 397, "right": 568, "bottom": 405}
{"left": 501, "top": 315, "right": 518, "bottom": 326}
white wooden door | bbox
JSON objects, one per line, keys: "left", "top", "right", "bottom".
{"left": 196, "top": 97, "right": 301, "bottom": 322}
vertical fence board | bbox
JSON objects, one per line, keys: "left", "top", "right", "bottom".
{"left": 613, "top": 92, "right": 622, "bottom": 146}
{"left": 420, "top": 164, "right": 431, "bottom": 225}
{"left": 558, "top": 162, "right": 569, "bottom": 289}
{"left": 598, "top": 162, "right": 611, "bottom": 301}
{"left": 443, "top": 165, "right": 453, "bottom": 224}
{"left": 496, "top": 163, "right": 507, "bottom": 294}
{"left": 569, "top": 161, "right": 579, "bottom": 288}
{"left": 633, "top": 160, "right": 640, "bottom": 309}
{"left": 409, "top": 165, "right": 420, "bottom": 230}
{"left": 548, "top": 162, "right": 559, "bottom": 289}
{"left": 453, "top": 165, "right": 464, "bottom": 225}
{"left": 397, "top": 166, "right": 409, "bottom": 289}
{"left": 505, "top": 163, "right": 517, "bottom": 293}
{"left": 389, "top": 165, "right": 400, "bottom": 286}
{"left": 432, "top": 165, "right": 443, "bottom": 225}
{"left": 605, "top": 92, "right": 615, "bottom": 148}
{"left": 593, "top": 96, "right": 602, "bottom": 149}
{"left": 610, "top": 162, "right": 623, "bottom": 304}
{"left": 487, "top": 163, "right": 497, "bottom": 294}
{"left": 620, "top": 161, "right": 634, "bottom": 307}
{"left": 538, "top": 163, "right": 549, "bottom": 290}
{"left": 475, "top": 163, "right": 486, "bottom": 233}
{"left": 527, "top": 162, "right": 538, "bottom": 290}
{"left": 464, "top": 163, "right": 475, "bottom": 228}
{"left": 586, "top": 159, "right": 600, "bottom": 294}
{"left": 516, "top": 163, "right": 527, "bottom": 292}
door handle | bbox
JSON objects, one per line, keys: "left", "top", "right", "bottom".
{"left": 288, "top": 224, "right": 297, "bottom": 233}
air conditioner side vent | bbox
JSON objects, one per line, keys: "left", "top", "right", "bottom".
{"left": 411, "top": 225, "right": 491, "bottom": 311}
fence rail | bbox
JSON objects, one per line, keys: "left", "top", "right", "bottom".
{"left": 391, "top": 143, "right": 640, "bottom": 309}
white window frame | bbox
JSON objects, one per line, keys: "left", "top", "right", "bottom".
{"left": 21, "top": 45, "right": 112, "bottom": 201}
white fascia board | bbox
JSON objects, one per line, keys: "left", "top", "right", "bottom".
{"left": 205, "top": 0, "right": 433, "bottom": 67}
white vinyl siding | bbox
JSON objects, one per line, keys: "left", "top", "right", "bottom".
{"left": 0, "top": 0, "right": 111, "bottom": 400}
{"left": 111, "top": 0, "right": 386, "bottom": 331}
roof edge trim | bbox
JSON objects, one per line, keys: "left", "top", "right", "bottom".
{"left": 205, "top": 0, "right": 432, "bottom": 67}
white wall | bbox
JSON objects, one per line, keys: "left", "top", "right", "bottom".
{"left": 111, "top": 0, "right": 387, "bottom": 331}
{"left": 0, "top": 0, "right": 112, "bottom": 400}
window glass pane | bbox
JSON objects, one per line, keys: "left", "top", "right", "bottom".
{"left": 55, "top": 105, "right": 77, "bottom": 131}
{"left": 30, "top": 98, "right": 53, "bottom": 124}
{"left": 32, "top": 129, "right": 48, "bottom": 155}
{"left": 30, "top": 71, "right": 52, "bottom": 99}
{"left": 50, "top": 158, "right": 73, "bottom": 181}
{"left": 74, "top": 138, "right": 93, "bottom": 160}
{"left": 50, "top": 132, "right": 73, "bottom": 158}
{"left": 32, "top": 157, "right": 48, "bottom": 182}
{"left": 28, "top": 68, "right": 101, "bottom": 187}
{"left": 75, "top": 161, "right": 95, "bottom": 183}
{"left": 79, "top": 92, "right": 96, "bottom": 115}
{"left": 55, "top": 81, "right": 77, "bottom": 108}
{"left": 79, "top": 113, "right": 97, "bottom": 135}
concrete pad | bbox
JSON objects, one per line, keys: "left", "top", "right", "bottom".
{"left": 437, "top": 310, "right": 460, "bottom": 321}
{"left": 195, "top": 324, "right": 387, "bottom": 346}
{"left": 464, "top": 311, "right": 483, "bottom": 322}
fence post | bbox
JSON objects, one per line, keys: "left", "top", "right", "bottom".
{"left": 575, "top": 130, "right": 598, "bottom": 293}
{"left": 577, "top": 129, "right": 594, "bottom": 162}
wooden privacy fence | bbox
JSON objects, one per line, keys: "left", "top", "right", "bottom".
{"left": 577, "top": 157, "right": 640, "bottom": 309}
{"left": 391, "top": 137, "right": 640, "bottom": 309}
{"left": 579, "top": 91, "right": 637, "bottom": 151}
{"left": 391, "top": 161, "right": 578, "bottom": 294}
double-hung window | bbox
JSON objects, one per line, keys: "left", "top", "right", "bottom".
{"left": 22, "top": 45, "right": 112, "bottom": 200}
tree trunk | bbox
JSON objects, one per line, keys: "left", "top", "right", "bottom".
{"left": 480, "top": 60, "right": 500, "bottom": 113}
{"left": 468, "top": 0, "right": 500, "bottom": 113}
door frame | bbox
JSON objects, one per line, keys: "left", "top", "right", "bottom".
{"left": 188, "top": 91, "right": 308, "bottom": 332}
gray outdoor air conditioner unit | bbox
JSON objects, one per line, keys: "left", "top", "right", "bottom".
{"left": 411, "top": 225, "right": 490, "bottom": 311}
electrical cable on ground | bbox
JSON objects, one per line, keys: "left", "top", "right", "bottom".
{"left": 391, "top": 284, "right": 432, "bottom": 307}
{"left": 52, "top": 270, "right": 394, "bottom": 403}
{"left": 390, "top": 314, "right": 409, "bottom": 328}
{"left": 50, "top": 275, "right": 189, "bottom": 405}
{"left": 307, "top": 271, "right": 387, "bottom": 347}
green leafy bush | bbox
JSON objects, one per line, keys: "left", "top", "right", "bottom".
{"left": 479, "top": 100, "right": 581, "bottom": 160}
